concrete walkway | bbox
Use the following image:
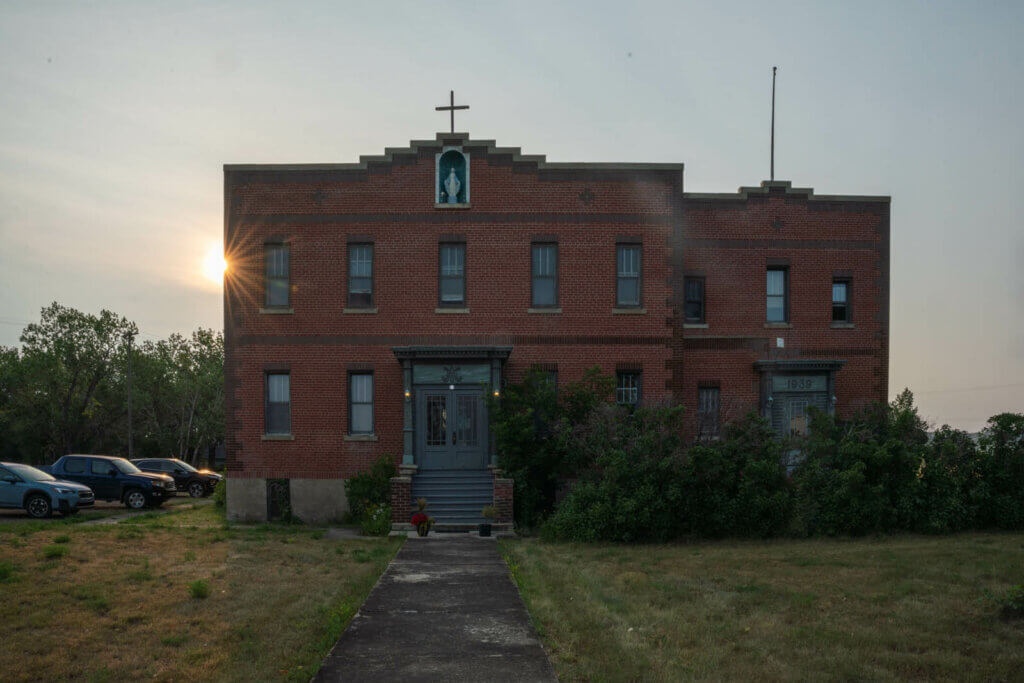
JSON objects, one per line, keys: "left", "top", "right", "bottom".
{"left": 314, "top": 535, "right": 557, "bottom": 682}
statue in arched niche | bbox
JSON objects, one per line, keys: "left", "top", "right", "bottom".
{"left": 436, "top": 149, "right": 468, "bottom": 204}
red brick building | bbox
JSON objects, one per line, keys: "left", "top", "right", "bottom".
{"left": 222, "top": 132, "right": 889, "bottom": 525}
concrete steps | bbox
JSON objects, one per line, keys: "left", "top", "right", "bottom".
{"left": 411, "top": 469, "right": 495, "bottom": 524}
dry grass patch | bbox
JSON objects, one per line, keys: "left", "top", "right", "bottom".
{"left": 0, "top": 506, "right": 401, "bottom": 682}
{"left": 501, "top": 533, "right": 1024, "bottom": 681}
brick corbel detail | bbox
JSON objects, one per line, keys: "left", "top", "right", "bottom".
{"left": 390, "top": 475, "right": 411, "bottom": 524}
{"left": 493, "top": 475, "right": 514, "bottom": 525}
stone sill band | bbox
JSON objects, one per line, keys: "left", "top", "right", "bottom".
{"left": 259, "top": 307, "right": 294, "bottom": 315}
{"left": 612, "top": 308, "right": 647, "bottom": 315}
{"left": 343, "top": 307, "right": 378, "bottom": 314}
{"left": 344, "top": 434, "right": 379, "bottom": 442}
{"left": 527, "top": 308, "right": 562, "bottom": 314}
{"left": 434, "top": 203, "right": 472, "bottom": 210}
{"left": 764, "top": 322, "right": 792, "bottom": 329}
{"left": 683, "top": 323, "right": 709, "bottom": 329}
{"left": 435, "top": 307, "right": 470, "bottom": 314}
{"left": 262, "top": 434, "right": 295, "bottom": 441}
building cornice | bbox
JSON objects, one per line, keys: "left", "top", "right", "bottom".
{"left": 684, "top": 180, "right": 890, "bottom": 204}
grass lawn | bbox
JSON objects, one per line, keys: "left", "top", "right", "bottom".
{"left": 501, "top": 533, "right": 1024, "bottom": 681}
{"left": 0, "top": 505, "right": 401, "bottom": 682}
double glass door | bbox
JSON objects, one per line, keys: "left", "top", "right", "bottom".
{"left": 416, "top": 386, "right": 486, "bottom": 470}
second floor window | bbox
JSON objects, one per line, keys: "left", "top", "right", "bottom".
{"left": 832, "top": 279, "right": 850, "bottom": 322}
{"left": 348, "top": 244, "right": 373, "bottom": 308}
{"left": 439, "top": 243, "right": 466, "bottom": 306}
{"left": 265, "top": 244, "right": 289, "bottom": 307}
{"left": 766, "top": 267, "right": 788, "bottom": 322}
{"left": 616, "top": 245, "right": 642, "bottom": 307}
{"left": 531, "top": 243, "right": 557, "bottom": 307}
{"left": 265, "top": 373, "right": 291, "bottom": 435}
{"left": 349, "top": 373, "right": 374, "bottom": 434}
{"left": 684, "top": 277, "right": 705, "bottom": 323}
{"left": 697, "top": 386, "right": 721, "bottom": 439}
{"left": 616, "top": 371, "right": 641, "bottom": 406}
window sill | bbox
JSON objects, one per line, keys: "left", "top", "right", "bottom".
{"left": 764, "top": 322, "right": 792, "bottom": 328}
{"left": 683, "top": 323, "right": 708, "bottom": 329}
{"left": 613, "top": 307, "right": 647, "bottom": 315}
{"left": 434, "top": 202, "right": 471, "bottom": 210}
{"left": 344, "top": 434, "right": 379, "bottom": 442}
{"left": 343, "top": 307, "right": 378, "bottom": 314}
{"left": 435, "top": 307, "right": 470, "bottom": 314}
{"left": 262, "top": 434, "right": 295, "bottom": 441}
{"left": 830, "top": 322, "right": 855, "bottom": 329}
{"left": 528, "top": 307, "right": 562, "bottom": 314}
{"left": 259, "top": 307, "right": 294, "bottom": 315}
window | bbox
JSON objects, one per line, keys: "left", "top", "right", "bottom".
{"left": 697, "top": 387, "right": 721, "bottom": 439}
{"left": 64, "top": 457, "right": 86, "bottom": 474}
{"left": 531, "top": 243, "right": 558, "bottom": 307}
{"left": 616, "top": 245, "right": 642, "bottom": 307}
{"left": 348, "top": 244, "right": 373, "bottom": 308}
{"left": 265, "top": 373, "right": 291, "bottom": 435}
{"left": 349, "top": 373, "right": 374, "bottom": 434}
{"left": 439, "top": 243, "right": 466, "bottom": 306}
{"left": 265, "top": 244, "right": 290, "bottom": 307}
{"left": 91, "top": 459, "right": 113, "bottom": 475}
{"left": 766, "top": 267, "right": 788, "bottom": 322}
{"left": 616, "top": 371, "right": 641, "bottom": 406}
{"left": 832, "top": 279, "right": 850, "bottom": 322}
{"left": 544, "top": 370, "right": 558, "bottom": 388}
{"left": 684, "top": 277, "right": 705, "bottom": 323}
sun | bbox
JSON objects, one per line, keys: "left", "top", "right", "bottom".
{"left": 202, "top": 243, "right": 227, "bottom": 283}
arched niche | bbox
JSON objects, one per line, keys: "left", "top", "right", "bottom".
{"left": 436, "top": 148, "right": 469, "bottom": 205}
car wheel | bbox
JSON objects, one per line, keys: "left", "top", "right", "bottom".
{"left": 124, "top": 490, "right": 147, "bottom": 510}
{"left": 188, "top": 482, "right": 205, "bottom": 498}
{"left": 26, "top": 494, "right": 52, "bottom": 519}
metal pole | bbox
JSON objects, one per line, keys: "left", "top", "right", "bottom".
{"left": 770, "top": 66, "right": 777, "bottom": 181}
{"left": 126, "top": 332, "right": 134, "bottom": 459}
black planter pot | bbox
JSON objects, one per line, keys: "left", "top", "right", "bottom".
{"left": 479, "top": 523, "right": 492, "bottom": 537}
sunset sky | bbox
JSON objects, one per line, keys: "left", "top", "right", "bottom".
{"left": 0, "top": 1, "right": 1021, "bottom": 431}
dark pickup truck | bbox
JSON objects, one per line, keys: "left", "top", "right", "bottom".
{"left": 43, "top": 455, "right": 176, "bottom": 510}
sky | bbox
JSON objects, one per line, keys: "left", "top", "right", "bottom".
{"left": 0, "top": 1, "right": 1021, "bottom": 431}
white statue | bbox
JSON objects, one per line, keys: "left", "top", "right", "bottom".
{"left": 444, "top": 167, "right": 461, "bottom": 203}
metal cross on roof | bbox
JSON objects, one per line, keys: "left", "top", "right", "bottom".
{"left": 435, "top": 90, "right": 469, "bottom": 134}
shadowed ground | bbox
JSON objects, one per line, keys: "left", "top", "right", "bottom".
{"left": 315, "top": 535, "right": 556, "bottom": 682}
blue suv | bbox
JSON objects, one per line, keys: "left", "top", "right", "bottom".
{"left": 0, "top": 462, "right": 95, "bottom": 518}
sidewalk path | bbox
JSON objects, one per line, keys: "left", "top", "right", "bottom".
{"left": 314, "top": 535, "right": 557, "bottom": 682}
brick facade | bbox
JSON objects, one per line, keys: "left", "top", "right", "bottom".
{"left": 223, "top": 133, "right": 889, "bottom": 522}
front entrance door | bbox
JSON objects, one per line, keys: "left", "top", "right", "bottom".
{"left": 416, "top": 386, "right": 487, "bottom": 470}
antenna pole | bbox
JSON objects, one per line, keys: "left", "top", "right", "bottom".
{"left": 770, "top": 66, "right": 777, "bottom": 181}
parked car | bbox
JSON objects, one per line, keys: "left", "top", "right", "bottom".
{"left": 131, "top": 458, "right": 222, "bottom": 498}
{"left": 42, "top": 455, "right": 175, "bottom": 510}
{"left": 0, "top": 461, "right": 95, "bottom": 518}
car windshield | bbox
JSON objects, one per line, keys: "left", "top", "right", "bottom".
{"left": 112, "top": 459, "right": 142, "bottom": 474}
{"left": 7, "top": 464, "right": 56, "bottom": 482}
{"left": 172, "top": 459, "right": 198, "bottom": 473}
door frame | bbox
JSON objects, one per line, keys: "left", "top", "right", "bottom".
{"left": 414, "top": 385, "right": 488, "bottom": 470}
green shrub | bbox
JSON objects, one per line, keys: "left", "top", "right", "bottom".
{"left": 0, "top": 561, "right": 14, "bottom": 582}
{"left": 188, "top": 579, "right": 210, "bottom": 599}
{"left": 1000, "top": 585, "right": 1024, "bottom": 619}
{"left": 974, "top": 413, "right": 1024, "bottom": 530}
{"left": 344, "top": 454, "right": 396, "bottom": 522}
{"left": 53, "top": 534, "right": 70, "bottom": 544}
{"left": 212, "top": 478, "right": 226, "bottom": 509}
{"left": 359, "top": 504, "right": 392, "bottom": 537}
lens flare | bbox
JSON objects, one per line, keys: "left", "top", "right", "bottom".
{"left": 202, "top": 243, "right": 227, "bottom": 283}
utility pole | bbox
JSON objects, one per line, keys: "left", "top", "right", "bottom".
{"left": 770, "top": 66, "right": 777, "bottom": 181}
{"left": 125, "top": 331, "right": 136, "bottom": 459}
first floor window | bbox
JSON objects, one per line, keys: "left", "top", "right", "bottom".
{"left": 616, "top": 371, "right": 641, "bottom": 406}
{"left": 616, "top": 245, "right": 642, "bottom": 307}
{"left": 832, "top": 279, "right": 850, "bottom": 322}
{"left": 265, "top": 243, "right": 290, "bottom": 307}
{"left": 697, "top": 387, "right": 721, "bottom": 439}
{"left": 767, "top": 267, "right": 788, "bottom": 322}
{"left": 348, "top": 244, "right": 373, "bottom": 308}
{"left": 349, "top": 373, "right": 374, "bottom": 434}
{"left": 439, "top": 243, "right": 466, "bottom": 306}
{"left": 266, "top": 373, "right": 291, "bottom": 434}
{"left": 684, "top": 276, "right": 705, "bottom": 323}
